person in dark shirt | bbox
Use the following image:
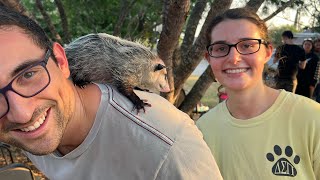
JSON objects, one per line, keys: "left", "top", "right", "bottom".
{"left": 296, "top": 39, "right": 320, "bottom": 98}
{"left": 274, "top": 30, "right": 306, "bottom": 93}
{"left": 313, "top": 38, "right": 320, "bottom": 102}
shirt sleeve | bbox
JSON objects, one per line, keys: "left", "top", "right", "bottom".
{"left": 155, "top": 117, "right": 222, "bottom": 180}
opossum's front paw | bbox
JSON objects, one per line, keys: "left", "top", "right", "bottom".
{"left": 132, "top": 99, "right": 151, "bottom": 114}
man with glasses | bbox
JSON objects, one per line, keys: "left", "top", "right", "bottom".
{"left": 273, "top": 30, "right": 306, "bottom": 93}
{"left": 0, "top": 6, "right": 222, "bottom": 180}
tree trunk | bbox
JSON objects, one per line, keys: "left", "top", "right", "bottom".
{"left": 173, "top": 0, "right": 232, "bottom": 112}
{"left": 157, "top": 0, "right": 190, "bottom": 103}
{"left": 244, "top": 0, "right": 265, "bottom": 12}
{"left": 263, "top": 0, "right": 295, "bottom": 21}
{"left": 180, "top": 0, "right": 208, "bottom": 57}
{"left": 179, "top": 66, "right": 215, "bottom": 115}
{"left": 35, "top": 0, "right": 62, "bottom": 44}
{"left": 113, "top": 0, "right": 137, "bottom": 36}
{"left": 54, "top": 0, "right": 71, "bottom": 43}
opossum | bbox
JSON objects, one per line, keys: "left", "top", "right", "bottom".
{"left": 65, "top": 33, "right": 170, "bottom": 113}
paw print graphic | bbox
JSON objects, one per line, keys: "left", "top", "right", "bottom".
{"left": 266, "top": 145, "right": 300, "bottom": 177}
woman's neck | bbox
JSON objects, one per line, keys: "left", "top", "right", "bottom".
{"left": 225, "top": 85, "right": 280, "bottom": 120}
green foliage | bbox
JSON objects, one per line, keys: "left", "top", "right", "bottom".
{"left": 262, "top": 0, "right": 304, "bottom": 15}
{"left": 268, "top": 25, "right": 298, "bottom": 47}
{"left": 21, "top": 0, "right": 163, "bottom": 46}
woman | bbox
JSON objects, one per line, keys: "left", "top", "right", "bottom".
{"left": 196, "top": 8, "right": 320, "bottom": 179}
{"left": 296, "top": 39, "right": 320, "bottom": 98}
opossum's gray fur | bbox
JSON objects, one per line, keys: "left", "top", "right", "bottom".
{"left": 65, "top": 33, "right": 160, "bottom": 91}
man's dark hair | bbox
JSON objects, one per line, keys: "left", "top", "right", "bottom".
{"left": 282, "top": 30, "right": 294, "bottom": 39}
{"left": 0, "top": 5, "right": 53, "bottom": 53}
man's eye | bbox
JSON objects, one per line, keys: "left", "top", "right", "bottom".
{"left": 22, "top": 71, "right": 35, "bottom": 79}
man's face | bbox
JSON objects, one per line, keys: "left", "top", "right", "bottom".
{"left": 0, "top": 27, "right": 73, "bottom": 155}
{"left": 281, "top": 36, "right": 290, "bottom": 44}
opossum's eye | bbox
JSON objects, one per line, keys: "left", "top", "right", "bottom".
{"left": 154, "top": 64, "right": 166, "bottom": 71}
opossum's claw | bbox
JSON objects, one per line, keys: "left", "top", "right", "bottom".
{"left": 134, "top": 87, "right": 150, "bottom": 92}
{"left": 74, "top": 80, "right": 91, "bottom": 89}
{"left": 132, "top": 100, "right": 151, "bottom": 115}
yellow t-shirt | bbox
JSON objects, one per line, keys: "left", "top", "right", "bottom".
{"left": 197, "top": 90, "right": 320, "bottom": 180}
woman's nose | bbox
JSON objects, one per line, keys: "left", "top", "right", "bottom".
{"left": 226, "top": 47, "right": 241, "bottom": 64}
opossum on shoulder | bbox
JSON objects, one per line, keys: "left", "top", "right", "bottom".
{"left": 65, "top": 33, "right": 170, "bottom": 113}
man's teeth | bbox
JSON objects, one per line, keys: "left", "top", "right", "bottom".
{"left": 20, "top": 112, "right": 47, "bottom": 132}
{"left": 225, "top": 68, "right": 247, "bottom": 74}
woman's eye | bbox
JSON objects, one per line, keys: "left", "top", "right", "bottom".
{"left": 243, "top": 44, "right": 253, "bottom": 48}
{"left": 214, "top": 45, "right": 227, "bottom": 52}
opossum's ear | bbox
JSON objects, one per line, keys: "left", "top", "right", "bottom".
{"left": 154, "top": 64, "right": 166, "bottom": 72}
{"left": 52, "top": 42, "right": 70, "bottom": 78}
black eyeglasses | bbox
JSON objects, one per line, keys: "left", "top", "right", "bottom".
{"left": 207, "top": 39, "right": 267, "bottom": 58}
{"left": 0, "top": 49, "right": 51, "bottom": 119}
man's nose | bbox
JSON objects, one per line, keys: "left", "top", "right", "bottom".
{"left": 4, "top": 91, "right": 34, "bottom": 124}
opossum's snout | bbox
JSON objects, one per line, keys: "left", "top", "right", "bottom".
{"left": 153, "top": 64, "right": 170, "bottom": 92}
{"left": 159, "top": 83, "right": 170, "bottom": 92}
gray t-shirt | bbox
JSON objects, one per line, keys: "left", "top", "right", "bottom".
{"left": 26, "top": 84, "right": 222, "bottom": 180}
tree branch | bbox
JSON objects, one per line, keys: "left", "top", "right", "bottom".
{"left": 181, "top": 0, "right": 208, "bottom": 57}
{"left": 244, "top": 0, "right": 265, "bottom": 12}
{"left": 174, "top": 0, "right": 232, "bottom": 99}
{"left": 54, "top": 0, "right": 71, "bottom": 43}
{"left": 35, "top": 0, "right": 62, "bottom": 44}
{"left": 113, "top": 0, "right": 138, "bottom": 36}
{"left": 179, "top": 66, "right": 215, "bottom": 115}
{"left": 0, "top": 0, "right": 30, "bottom": 16}
{"left": 157, "top": 0, "right": 190, "bottom": 103}
{"left": 263, "top": 0, "right": 296, "bottom": 22}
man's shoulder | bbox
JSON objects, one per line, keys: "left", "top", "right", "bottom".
{"left": 104, "top": 85, "right": 195, "bottom": 143}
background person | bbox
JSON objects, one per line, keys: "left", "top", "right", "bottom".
{"left": 313, "top": 38, "right": 320, "bottom": 102}
{"left": 296, "top": 39, "right": 320, "bottom": 98}
{"left": 197, "top": 8, "right": 320, "bottom": 179}
{"left": 0, "top": 6, "right": 222, "bottom": 180}
{"left": 273, "top": 30, "right": 306, "bottom": 93}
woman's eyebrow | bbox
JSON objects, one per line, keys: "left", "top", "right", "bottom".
{"left": 211, "top": 37, "right": 260, "bottom": 44}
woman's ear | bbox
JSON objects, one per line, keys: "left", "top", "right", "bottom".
{"left": 205, "top": 52, "right": 210, "bottom": 62}
{"left": 52, "top": 42, "right": 70, "bottom": 78}
{"left": 264, "top": 44, "right": 273, "bottom": 64}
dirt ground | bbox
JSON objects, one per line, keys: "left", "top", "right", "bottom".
{"left": 0, "top": 145, "right": 48, "bottom": 179}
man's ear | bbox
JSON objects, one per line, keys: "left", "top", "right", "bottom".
{"left": 52, "top": 42, "right": 70, "bottom": 78}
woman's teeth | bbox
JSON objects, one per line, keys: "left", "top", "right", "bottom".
{"left": 225, "top": 68, "right": 247, "bottom": 74}
{"left": 20, "top": 112, "right": 47, "bottom": 132}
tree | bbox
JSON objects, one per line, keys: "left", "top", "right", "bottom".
{"left": 13, "top": 0, "right": 308, "bottom": 116}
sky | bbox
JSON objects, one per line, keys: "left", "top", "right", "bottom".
{"left": 194, "top": 0, "right": 317, "bottom": 37}
{"left": 231, "top": 0, "right": 316, "bottom": 30}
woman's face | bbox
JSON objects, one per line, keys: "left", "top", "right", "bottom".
{"left": 206, "top": 19, "right": 272, "bottom": 91}
{"left": 303, "top": 41, "right": 313, "bottom": 53}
